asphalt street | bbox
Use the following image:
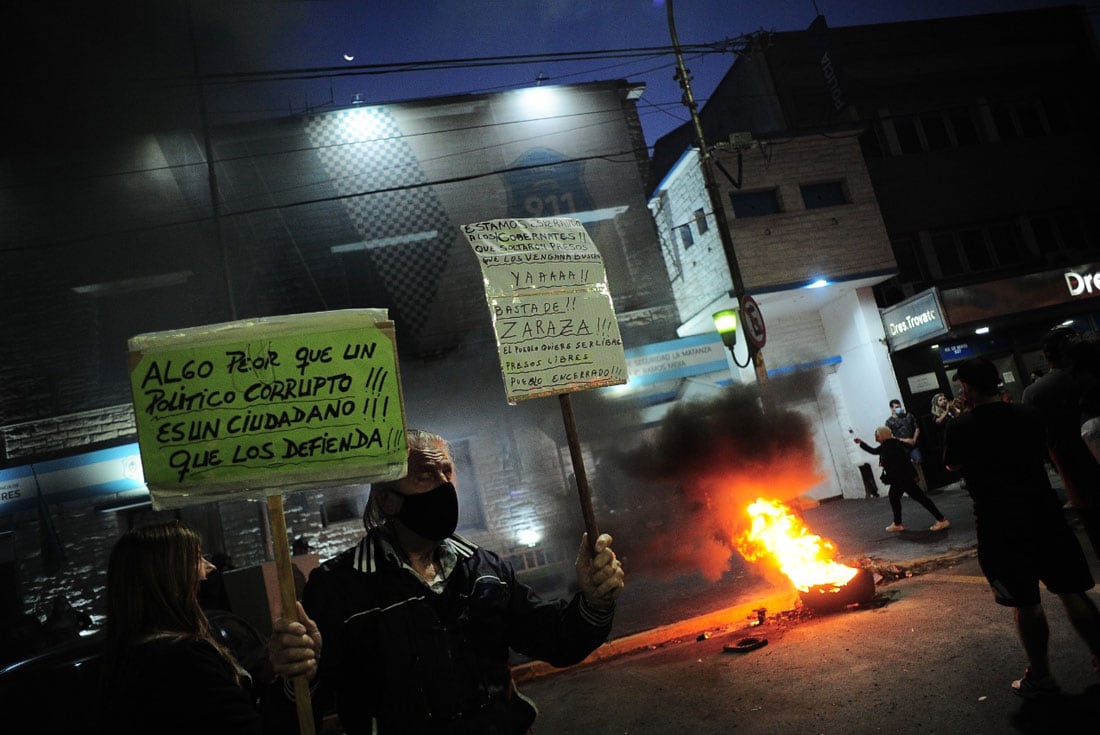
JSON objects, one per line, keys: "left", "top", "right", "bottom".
{"left": 514, "top": 481, "right": 1100, "bottom": 734}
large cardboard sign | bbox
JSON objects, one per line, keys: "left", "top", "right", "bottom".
{"left": 461, "top": 217, "right": 627, "bottom": 403}
{"left": 128, "top": 309, "right": 407, "bottom": 509}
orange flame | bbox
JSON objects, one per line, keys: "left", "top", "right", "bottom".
{"left": 734, "top": 497, "right": 858, "bottom": 592}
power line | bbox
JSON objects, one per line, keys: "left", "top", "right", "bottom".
{"left": 191, "top": 41, "right": 751, "bottom": 87}
{"left": 1, "top": 147, "right": 650, "bottom": 254}
{"left": 1, "top": 104, "right": 641, "bottom": 200}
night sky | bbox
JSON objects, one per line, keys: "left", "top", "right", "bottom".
{"left": 10, "top": 0, "right": 1090, "bottom": 151}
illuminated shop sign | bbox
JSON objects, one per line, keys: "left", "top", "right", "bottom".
{"left": 1065, "top": 270, "right": 1100, "bottom": 296}
{"left": 939, "top": 262, "right": 1100, "bottom": 325}
{"left": 880, "top": 288, "right": 949, "bottom": 351}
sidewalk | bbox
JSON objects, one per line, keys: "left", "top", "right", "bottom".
{"left": 799, "top": 480, "right": 979, "bottom": 567}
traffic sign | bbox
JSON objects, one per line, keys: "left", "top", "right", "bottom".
{"left": 740, "top": 295, "right": 766, "bottom": 350}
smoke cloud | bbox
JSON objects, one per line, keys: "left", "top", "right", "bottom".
{"left": 602, "top": 372, "right": 825, "bottom": 582}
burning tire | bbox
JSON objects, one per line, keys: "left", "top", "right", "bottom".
{"left": 799, "top": 567, "right": 876, "bottom": 614}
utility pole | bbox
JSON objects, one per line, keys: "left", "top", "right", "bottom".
{"left": 666, "top": 0, "right": 767, "bottom": 385}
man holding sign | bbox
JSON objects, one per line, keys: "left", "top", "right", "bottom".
{"left": 265, "top": 428, "right": 625, "bottom": 734}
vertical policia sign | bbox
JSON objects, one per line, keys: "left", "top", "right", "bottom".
{"left": 128, "top": 309, "right": 408, "bottom": 735}
{"left": 461, "top": 218, "right": 627, "bottom": 553}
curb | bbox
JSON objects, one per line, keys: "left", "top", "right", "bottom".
{"left": 512, "top": 588, "right": 800, "bottom": 683}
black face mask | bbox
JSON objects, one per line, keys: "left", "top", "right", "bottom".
{"left": 396, "top": 482, "right": 458, "bottom": 541}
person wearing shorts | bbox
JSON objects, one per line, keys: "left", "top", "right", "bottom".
{"left": 944, "top": 357, "right": 1100, "bottom": 698}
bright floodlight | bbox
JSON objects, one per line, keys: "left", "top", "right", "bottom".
{"left": 518, "top": 85, "right": 559, "bottom": 116}
{"left": 517, "top": 528, "right": 542, "bottom": 547}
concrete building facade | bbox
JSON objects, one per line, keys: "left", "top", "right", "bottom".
{"left": 0, "top": 80, "right": 681, "bottom": 634}
{"left": 648, "top": 5, "right": 1100, "bottom": 494}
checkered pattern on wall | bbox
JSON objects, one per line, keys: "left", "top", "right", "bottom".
{"left": 305, "top": 107, "right": 454, "bottom": 347}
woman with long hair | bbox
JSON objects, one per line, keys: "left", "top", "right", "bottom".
{"left": 99, "top": 520, "right": 262, "bottom": 734}
{"left": 930, "top": 392, "right": 953, "bottom": 424}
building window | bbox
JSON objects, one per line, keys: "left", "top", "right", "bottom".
{"left": 730, "top": 189, "right": 781, "bottom": 218}
{"left": 800, "top": 181, "right": 847, "bottom": 210}
{"left": 892, "top": 115, "right": 923, "bottom": 154}
{"left": 677, "top": 223, "right": 694, "bottom": 249}
{"left": 1030, "top": 216, "right": 1059, "bottom": 255}
{"left": 949, "top": 107, "right": 980, "bottom": 146}
{"left": 927, "top": 223, "right": 1027, "bottom": 277}
{"left": 931, "top": 232, "right": 964, "bottom": 277}
{"left": 890, "top": 237, "right": 927, "bottom": 283}
{"left": 1016, "top": 102, "right": 1044, "bottom": 138}
{"left": 859, "top": 123, "right": 884, "bottom": 158}
{"left": 1055, "top": 213, "right": 1087, "bottom": 251}
{"left": 1041, "top": 96, "right": 1073, "bottom": 133}
{"left": 882, "top": 106, "right": 984, "bottom": 154}
{"left": 991, "top": 100, "right": 1046, "bottom": 142}
{"left": 1032, "top": 212, "right": 1094, "bottom": 256}
{"left": 991, "top": 103, "right": 1019, "bottom": 142}
{"left": 958, "top": 229, "right": 992, "bottom": 271}
{"left": 988, "top": 223, "right": 1023, "bottom": 265}
{"left": 920, "top": 113, "right": 951, "bottom": 150}
{"left": 694, "top": 208, "right": 709, "bottom": 234}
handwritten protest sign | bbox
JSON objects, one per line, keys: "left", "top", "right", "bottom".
{"left": 461, "top": 218, "right": 627, "bottom": 404}
{"left": 128, "top": 309, "right": 407, "bottom": 510}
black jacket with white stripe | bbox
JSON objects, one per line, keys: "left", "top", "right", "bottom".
{"left": 269, "top": 526, "right": 613, "bottom": 735}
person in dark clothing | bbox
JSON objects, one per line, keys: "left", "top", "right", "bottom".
{"left": 265, "top": 428, "right": 625, "bottom": 735}
{"left": 1023, "top": 326, "right": 1100, "bottom": 561}
{"left": 855, "top": 427, "right": 950, "bottom": 533}
{"left": 928, "top": 392, "right": 962, "bottom": 488}
{"left": 886, "top": 398, "right": 926, "bottom": 490}
{"left": 99, "top": 520, "right": 261, "bottom": 735}
{"left": 945, "top": 356, "right": 1100, "bottom": 698}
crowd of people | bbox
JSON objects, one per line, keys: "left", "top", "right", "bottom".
{"left": 845, "top": 327, "right": 1100, "bottom": 700}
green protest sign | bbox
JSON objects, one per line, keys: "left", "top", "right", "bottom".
{"left": 128, "top": 309, "right": 407, "bottom": 509}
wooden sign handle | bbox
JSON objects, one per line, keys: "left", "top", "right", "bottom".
{"left": 558, "top": 393, "right": 600, "bottom": 556}
{"left": 267, "top": 494, "right": 316, "bottom": 735}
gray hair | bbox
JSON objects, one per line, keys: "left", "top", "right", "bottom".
{"left": 363, "top": 429, "right": 451, "bottom": 529}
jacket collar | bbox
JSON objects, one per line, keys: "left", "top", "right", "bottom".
{"left": 352, "top": 525, "right": 477, "bottom": 574}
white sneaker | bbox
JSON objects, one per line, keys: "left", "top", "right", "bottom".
{"left": 885, "top": 523, "right": 904, "bottom": 532}
{"left": 929, "top": 519, "right": 950, "bottom": 532}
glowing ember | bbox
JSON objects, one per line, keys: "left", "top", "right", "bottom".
{"left": 734, "top": 497, "right": 859, "bottom": 592}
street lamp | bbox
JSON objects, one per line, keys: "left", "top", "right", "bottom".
{"left": 713, "top": 309, "right": 752, "bottom": 368}
{"left": 713, "top": 309, "right": 739, "bottom": 348}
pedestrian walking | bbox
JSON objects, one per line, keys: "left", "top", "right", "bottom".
{"left": 945, "top": 356, "right": 1100, "bottom": 697}
{"left": 855, "top": 427, "right": 950, "bottom": 533}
